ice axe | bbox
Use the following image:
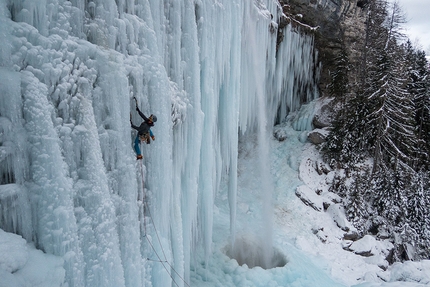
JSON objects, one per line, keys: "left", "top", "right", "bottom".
{"left": 133, "top": 96, "right": 139, "bottom": 110}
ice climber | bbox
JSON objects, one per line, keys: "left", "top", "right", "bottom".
{"left": 131, "top": 106, "right": 157, "bottom": 160}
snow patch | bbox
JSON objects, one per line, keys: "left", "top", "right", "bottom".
{"left": 0, "top": 229, "right": 66, "bottom": 286}
{"left": 0, "top": 229, "right": 28, "bottom": 273}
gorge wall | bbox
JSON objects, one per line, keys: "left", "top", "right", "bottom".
{"left": 281, "top": 0, "right": 367, "bottom": 96}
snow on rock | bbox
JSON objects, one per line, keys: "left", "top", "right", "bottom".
{"left": 312, "top": 97, "right": 334, "bottom": 128}
{"left": 273, "top": 126, "right": 287, "bottom": 142}
{"left": 349, "top": 235, "right": 376, "bottom": 256}
{"left": 322, "top": 189, "right": 342, "bottom": 203}
{"left": 296, "top": 148, "right": 340, "bottom": 212}
{"left": 299, "top": 156, "right": 323, "bottom": 189}
{"left": 298, "top": 149, "right": 332, "bottom": 192}
{"left": 356, "top": 260, "right": 430, "bottom": 286}
{"left": 295, "top": 185, "right": 323, "bottom": 211}
{"left": 327, "top": 203, "right": 354, "bottom": 232}
{"left": 347, "top": 235, "right": 393, "bottom": 259}
{"left": 389, "top": 260, "right": 430, "bottom": 284}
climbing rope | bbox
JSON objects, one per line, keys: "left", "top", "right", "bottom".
{"left": 138, "top": 161, "right": 191, "bottom": 287}
{"left": 139, "top": 160, "right": 147, "bottom": 236}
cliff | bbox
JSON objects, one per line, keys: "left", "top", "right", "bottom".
{"left": 281, "top": 0, "right": 367, "bottom": 96}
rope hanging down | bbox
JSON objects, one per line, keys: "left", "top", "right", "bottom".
{"left": 139, "top": 160, "right": 147, "bottom": 236}
{"left": 138, "top": 161, "right": 190, "bottom": 287}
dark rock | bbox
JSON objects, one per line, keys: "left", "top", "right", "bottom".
{"left": 313, "top": 102, "right": 334, "bottom": 128}
{"left": 357, "top": 0, "right": 369, "bottom": 9}
{"left": 323, "top": 201, "right": 331, "bottom": 210}
{"left": 308, "top": 130, "right": 327, "bottom": 144}
{"left": 273, "top": 129, "right": 287, "bottom": 141}
{"left": 344, "top": 231, "right": 359, "bottom": 241}
{"left": 316, "top": 159, "right": 331, "bottom": 175}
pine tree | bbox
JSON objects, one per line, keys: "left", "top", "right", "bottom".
{"left": 405, "top": 44, "right": 430, "bottom": 169}
{"left": 329, "top": 47, "right": 350, "bottom": 100}
{"left": 408, "top": 170, "right": 427, "bottom": 231}
{"left": 373, "top": 167, "right": 408, "bottom": 227}
{"left": 371, "top": 49, "right": 416, "bottom": 172}
{"left": 407, "top": 169, "right": 430, "bottom": 259}
{"left": 358, "top": 0, "right": 416, "bottom": 173}
{"left": 345, "top": 169, "right": 372, "bottom": 231}
{"left": 322, "top": 94, "right": 371, "bottom": 168}
{"left": 323, "top": 0, "right": 430, "bottom": 262}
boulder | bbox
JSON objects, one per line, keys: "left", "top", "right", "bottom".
{"left": 273, "top": 128, "right": 287, "bottom": 141}
{"left": 308, "top": 128, "right": 329, "bottom": 144}
{"left": 326, "top": 203, "right": 353, "bottom": 231}
{"left": 348, "top": 235, "right": 377, "bottom": 257}
{"left": 312, "top": 103, "right": 334, "bottom": 128}
{"left": 344, "top": 230, "right": 359, "bottom": 241}
{"left": 347, "top": 234, "right": 394, "bottom": 260}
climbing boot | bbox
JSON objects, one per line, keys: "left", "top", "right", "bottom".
{"left": 136, "top": 154, "right": 143, "bottom": 160}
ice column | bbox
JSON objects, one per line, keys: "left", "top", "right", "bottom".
{"left": 196, "top": 0, "right": 243, "bottom": 264}
{"left": 237, "top": 0, "right": 278, "bottom": 268}
{"left": 21, "top": 71, "right": 85, "bottom": 286}
{"left": 0, "top": 69, "right": 32, "bottom": 242}
{"left": 232, "top": 0, "right": 318, "bottom": 268}
{"left": 173, "top": 2, "right": 204, "bottom": 284}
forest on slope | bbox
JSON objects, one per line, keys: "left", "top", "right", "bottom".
{"left": 284, "top": 0, "right": 430, "bottom": 261}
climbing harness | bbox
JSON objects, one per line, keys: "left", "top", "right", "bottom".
{"left": 139, "top": 133, "right": 150, "bottom": 144}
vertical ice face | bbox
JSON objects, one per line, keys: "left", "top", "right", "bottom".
{"left": 21, "top": 70, "right": 86, "bottom": 286}
{"left": 0, "top": 69, "right": 33, "bottom": 245}
{"left": 0, "top": 0, "right": 318, "bottom": 286}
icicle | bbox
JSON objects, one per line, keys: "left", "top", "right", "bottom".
{"left": 0, "top": 69, "right": 33, "bottom": 241}
{"left": 0, "top": 184, "right": 33, "bottom": 241}
{"left": 11, "top": 0, "right": 49, "bottom": 36}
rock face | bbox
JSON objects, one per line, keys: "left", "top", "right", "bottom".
{"left": 280, "top": 0, "right": 366, "bottom": 96}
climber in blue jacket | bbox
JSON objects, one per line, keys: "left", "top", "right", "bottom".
{"left": 131, "top": 106, "right": 157, "bottom": 160}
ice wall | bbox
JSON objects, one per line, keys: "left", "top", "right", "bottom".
{"left": 0, "top": 0, "right": 318, "bottom": 286}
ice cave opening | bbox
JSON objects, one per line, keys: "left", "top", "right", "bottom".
{"left": 225, "top": 234, "right": 287, "bottom": 269}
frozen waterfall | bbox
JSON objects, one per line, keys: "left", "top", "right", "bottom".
{"left": 0, "top": 0, "right": 319, "bottom": 286}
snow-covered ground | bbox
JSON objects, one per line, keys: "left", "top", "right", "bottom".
{"left": 188, "top": 105, "right": 430, "bottom": 287}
